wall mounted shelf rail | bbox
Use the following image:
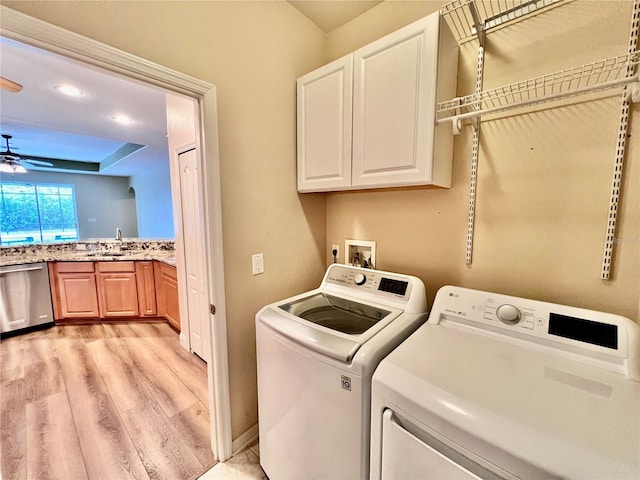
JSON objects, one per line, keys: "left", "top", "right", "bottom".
{"left": 439, "top": 0, "right": 640, "bottom": 279}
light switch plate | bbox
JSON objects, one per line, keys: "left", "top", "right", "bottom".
{"left": 252, "top": 253, "right": 264, "bottom": 275}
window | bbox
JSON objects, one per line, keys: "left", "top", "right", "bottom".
{"left": 0, "top": 182, "right": 79, "bottom": 245}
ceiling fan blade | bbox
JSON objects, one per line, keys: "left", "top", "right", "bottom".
{"left": 0, "top": 76, "right": 23, "bottom": 93}
{"left": 23, "top": 158, "right": 54, "bottom": 167}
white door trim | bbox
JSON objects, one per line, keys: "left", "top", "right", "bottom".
{"left": 0, "top": 5, "right": 233, "bottom": 461}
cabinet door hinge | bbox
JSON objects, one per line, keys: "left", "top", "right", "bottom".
{"left": 209, "top": 304, "right": 216, "bottom": 315}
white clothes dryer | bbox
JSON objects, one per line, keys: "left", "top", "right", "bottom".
{"left": 370, "top": 285, "right": 640, "bottom": 480}
{"left": 256, "top": 264, "right": 428, "bottom": 480}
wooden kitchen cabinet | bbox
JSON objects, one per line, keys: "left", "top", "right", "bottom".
{"left": 49, "top": 262, "right": 99, "bottom": 320}
{"left": 96, "top": 261, "right": 139, "bottom": 318}
{"left": 49, "top": 260, "right": 172, "bottom": 324}
{"left": 154, "top": 261, "right": 180, "bottom": 331}
{"left": 136, "top": 261, "right": 157, "bottom": 317}
{"left": 297, "top": 12, "right": 458, "bottom": 192}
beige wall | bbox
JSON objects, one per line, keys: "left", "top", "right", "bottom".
{"left": 1, "top": 0, "right": 328, "bottom": 439}
{"left": 326, "top": 0, "right": 640, "bottom": 321}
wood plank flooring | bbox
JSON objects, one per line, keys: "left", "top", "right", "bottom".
{"left": 1, "top": 322, "right": 215, "bottom": 480}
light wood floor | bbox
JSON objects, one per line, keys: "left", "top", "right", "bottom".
{"left": 0, "top": 322, "right": 215, "bottom": 480}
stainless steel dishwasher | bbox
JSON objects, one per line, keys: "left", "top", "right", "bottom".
{"left": 0, "top": 262, "right": 55, "bottom": 338}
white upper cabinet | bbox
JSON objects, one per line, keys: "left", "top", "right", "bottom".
{"left": 297, "top": 55, "right": 353, "bottom": 192}
{"left": 296, "top": 11, "right": 458, "bottom": 193}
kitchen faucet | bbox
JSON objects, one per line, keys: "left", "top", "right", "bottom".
{"left": 116, "top": 227, "right": 122, "bottom": 242}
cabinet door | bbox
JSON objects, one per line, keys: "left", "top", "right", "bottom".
{"left": 352, "top": 13, "right": 445, "bottom": 188}
{"left": 136, "top": 261, "right": 157, "bottom": 316}
{"left": 56, "top": 272, "right": 100, "bottom": 318}
{"left": 97, "top": 273, "right": 139, "bottom": 318}
{"left": 154, "top": 262, "right": 180, "bottom": 331}
{"left": 297, "top": 54, "right": 353, "bottom": 192}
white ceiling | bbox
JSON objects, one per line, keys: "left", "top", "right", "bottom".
{"left": 288, "top": 0, "right": 383, "bottom": 32}
{"left": 0, "top": 37, "right": 169, "bottom": 177}
{"left": 0, "top": 2, "right": 383, "bottom": 177}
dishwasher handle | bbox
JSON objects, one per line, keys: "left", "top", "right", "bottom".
{"left": 0, "top": 264, "right": 45, "bottom": 274}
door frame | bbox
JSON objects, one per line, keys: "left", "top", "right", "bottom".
{"left": 0, "top": 6, "right": 233, "bottom": 461}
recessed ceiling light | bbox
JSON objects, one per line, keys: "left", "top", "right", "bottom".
{"left": 55, "top": 84, "right": 84, "bottom": 97}
{"left": 112, "top": 114, "right": 133, "bottom": 125}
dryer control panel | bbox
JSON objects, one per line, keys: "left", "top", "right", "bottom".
{"left": 431, "top": 285, "right": 640, "bottom": 380}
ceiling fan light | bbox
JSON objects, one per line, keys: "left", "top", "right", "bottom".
{"left": 14, "top": 164, "right": 27, "bottom": 173}
{"left": 55, "top": 84, "right": 84, "bottom": 97}
{"left": 113, "top": 114, "right": 133, "bottom": 125}
{"left": 0, "top": 162, "right": 14, "bottom": 173}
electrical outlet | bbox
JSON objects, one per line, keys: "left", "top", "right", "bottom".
{"left": 252, "top": 253, "right": 264, "bottom": 275}
{"left": 332, "top": 244, "right": 340, "bottom": 260}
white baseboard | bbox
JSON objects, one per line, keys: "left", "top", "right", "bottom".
{"left": 179, "top": 332, "right": 189, "bottom": 350}
{"left": 231, "top": 423, "right": 259, "bottom": 455}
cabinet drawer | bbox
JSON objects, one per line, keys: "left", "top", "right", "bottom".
{"left": 97, "top": 261, "right": 136, "bottom": 273}
{"left": 155, "top": 261, "right": 177, "bottom": 279}
{"left": 55, "top": 261, "right": 95, "bottom": 273}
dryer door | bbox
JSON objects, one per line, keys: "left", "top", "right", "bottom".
{"left": 380, "top": 409, "right": 503, "bottom": 480}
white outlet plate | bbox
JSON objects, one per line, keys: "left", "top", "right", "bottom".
{"left": 252, "top": 253, "right": 264, "bottom": 275}
{"left": 345, "top": 239, "right": 376, "bottom": 269}
{"left": 332, "top": 244, "right": 340, "bottom": 260}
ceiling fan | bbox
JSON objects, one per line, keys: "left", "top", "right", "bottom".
{"left": 1, "top": 134, "right": 53, "bottom": 173}
{"left": 0, "top": 76, "right": 23, "bottom": 93}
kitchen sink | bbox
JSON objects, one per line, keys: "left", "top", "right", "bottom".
{"left": 86, "top": 251, "right": 127, "bottom": 257}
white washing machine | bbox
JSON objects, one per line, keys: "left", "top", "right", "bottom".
{"left": 370, "top": 285, "right": 640, "bottom": 480}
{"left": 256, "top": 264, "right": 429, "bottom": 480}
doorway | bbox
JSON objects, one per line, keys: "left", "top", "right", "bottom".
{"left": 0, "top": 5, "right": 233, "bottom": 461}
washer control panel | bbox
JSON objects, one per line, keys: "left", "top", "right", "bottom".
{"left": 325, "top": 265, "right": 409, "bottom": 298}
{"left": 431, "top": 286, "right": 639, "bottom": 375}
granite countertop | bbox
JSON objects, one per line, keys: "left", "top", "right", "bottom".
{"left": 0, "top": 240, "right": 176, "bottom": 268}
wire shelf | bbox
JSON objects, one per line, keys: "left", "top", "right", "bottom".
{"left": 441, "top": 0, "right": 567, "bottom": 43}
{"left": 437, "top": 53, "right": 640, "bottom": 120}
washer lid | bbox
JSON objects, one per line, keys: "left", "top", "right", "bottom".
{"left": 279, "top": 292, "right": 391, "bottom": 335}
{"left": 259, "top": 292, "right": 402, "bottom": 363}
{"left": 372, "top": 323, "right": 640, "bottom": 479}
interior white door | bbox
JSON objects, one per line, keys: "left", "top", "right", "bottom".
{"left": 178, "top": 148, "right": 210, "bottom": 362}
